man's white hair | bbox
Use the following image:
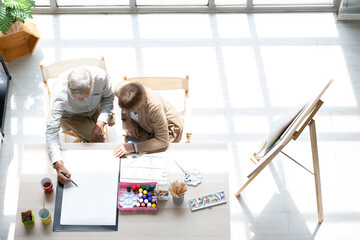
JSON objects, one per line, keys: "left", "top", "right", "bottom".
{"left": 67, "top": 68, "right": 94, "bottom": 94}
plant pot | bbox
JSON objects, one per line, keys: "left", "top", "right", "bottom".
{"left": 172, "top": 196, "right": 184, "bottom": 204}
{"left": 0, "top": 20, "right": 40, "bottom": 61}
{"left": 21, "top": 210, "right": 35, "bottom": 227}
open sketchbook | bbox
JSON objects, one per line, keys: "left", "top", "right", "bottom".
{"left": 256, "top": 103, "right": 307, "bottom": 159}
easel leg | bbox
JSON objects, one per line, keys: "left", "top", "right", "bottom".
{"left": 309, "top": 120, "right": 324, "bottom": 223}
{"left": 235, "top": 154, "right": 275, "bottom": 197}
{"left": 236, "top": 147, "right": 283, "bottom": 197}
{"left": 235, "top": 170, "right": 261, "bottom": 197}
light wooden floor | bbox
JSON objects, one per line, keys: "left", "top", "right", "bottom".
{"left": 1, "top": 12, "right": 360, "bottom": 240}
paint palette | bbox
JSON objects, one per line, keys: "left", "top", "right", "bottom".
{"left": 118, "top": 191, "right": 138, "bottom": 208}
{"left": 184, "top": 168, "right": 202, "bottom": 186}
{"left": 118, "top": 181, "right": 158, "bottom": 211}
{"left": 189, "top": 191, "right": 227, "bottom": 211}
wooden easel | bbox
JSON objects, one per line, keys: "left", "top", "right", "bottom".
{"left": 235, "top": 96, "right": 328, "bottom": 223}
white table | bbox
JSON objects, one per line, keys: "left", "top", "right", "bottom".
{"left": 15, "top": 143, "right": 230, "bottom": 240}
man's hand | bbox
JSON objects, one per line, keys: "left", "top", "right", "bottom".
{"left": 89, "top": 121, "right": 105, "bottom": 142}
{"left": 113, "top": 144, "right": 135, "bottom": 158}
{"left": 125, "top": 119, "right": 139, "bottom": 138}
{"left": 55, "top": 161, "right": 72, "bottom": 184}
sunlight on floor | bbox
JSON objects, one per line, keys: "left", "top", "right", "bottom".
{"left": 10, "top": 118, "right": 17, "bottom": 136}
{"left": 138, "top": 14, "right": 213, "bottom": 39}
{"left": 7, "top": 223, "right": 15, "bottom": 240}
{"left": 4, "top": 145, "right": 19, "bottom": 216}
{"left": 222, "top": 46, "right": 265, "bottom": 108}
{"left": 317, "top": 46, "right": 357, "bottom": 107}
{"left": 215, "top": 14, "right": 251, "bottom": 38}
{"left": 232, "top": 116, "right": 270, "bottom": 133}
{"left": 23, "top": 117, "right": 46, "bottom": 135}
{"left": 59, "top": 15, "right": 134, "bottom": 39}
{"left": 253, "top": 13, "right": 339, "bottom": 38}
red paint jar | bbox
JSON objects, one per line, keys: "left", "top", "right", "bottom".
{"left": 41, "top": 177, "right": 53, "bottom": 193}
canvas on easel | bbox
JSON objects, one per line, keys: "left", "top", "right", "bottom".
{"left": 235, "top": 79, "right": 333, "bottom": 223}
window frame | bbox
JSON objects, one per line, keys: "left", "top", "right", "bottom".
{"left": 33, "top": 0, "right": 341, "bottom": 13}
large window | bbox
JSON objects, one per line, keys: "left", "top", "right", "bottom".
{"left": 34, "top": 0, "right": 50, "bottom": 6}
{"left": 33, "top": 0, "right": 340, "bottom": 12}
{"left": 216, "top": 0, "right": 246, "bottom": 6}
{"left": 56, "top": 0, "right": 128, "bottom": 6}
{"left": 136, "top": 0, "right": 208, "bottom": 6}
{"left": 253, "top": 0, "right": 334, "bottom": 5}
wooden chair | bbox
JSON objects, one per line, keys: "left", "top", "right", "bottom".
{"left": 123, "top": 75, "right": 192, "bottom": 143}
{"left": 40, "top": 57, "right": 111, "bottom": 143}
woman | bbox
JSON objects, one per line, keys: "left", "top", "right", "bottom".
{"left": 113, "top": 81, "right": 183, "bottom": 157}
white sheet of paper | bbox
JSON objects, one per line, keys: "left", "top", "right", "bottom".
{"left": 60, "top": 149, "right": 119, "bottom": 226}
{"left": 120, "top": 155, "right": 168, "bottom": 184}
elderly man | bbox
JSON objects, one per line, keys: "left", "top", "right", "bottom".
{"left": 113, "top": 82, "right": 183, "bottom": 158}
{"left": 46, "top": 67, "right": 114, "bottom": 184}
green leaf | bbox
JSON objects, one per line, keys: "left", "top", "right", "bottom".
{"left": 28, "top": 0, "right": 36, "bottom": 8}
{"left": 4, "top": 0, "right": 28, "bottom": 10}
{"left": 0, "top": 5, "right": 13, "bottom": 34}
{"left": 0, "top": 0, "right": 34, "bottom": 34}
{"left": 0, "top": 3, "right": 6, "bottom": 19}
{"left": 10, "top": 8, "right": 28, "bottom": 22}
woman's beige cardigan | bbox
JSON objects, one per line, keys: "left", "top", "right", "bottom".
{"left": 115, "top": 84, "right": 183, "bottom": 154}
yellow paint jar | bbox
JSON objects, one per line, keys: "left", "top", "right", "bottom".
{"left": 38, "top": 207, "right": 52, "bottom": 224}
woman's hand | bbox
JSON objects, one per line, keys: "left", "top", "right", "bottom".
{"left": 113, "top": 144, "right": 135, "bottom": 158}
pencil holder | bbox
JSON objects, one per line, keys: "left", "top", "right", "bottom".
{"left": 21, "top": 210, "right": 35, "bottom": 227}
{"left": 169, "top": 180, "right": 187, "bottom": 204}
{"left": 172, "top": 196, "right": 184, "bottom": 204}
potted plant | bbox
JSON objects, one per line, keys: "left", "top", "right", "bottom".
{"left": 21, "top": 209, "right": 35, "bottom": 227}
{"left": 0, "top": 0, "right": 36, "bottom": 34}
{"left": 169, "top": 180, "right": 187, "bottom": 204}
{"left": 0, "top": 0, "right": 40, "bottom": 61}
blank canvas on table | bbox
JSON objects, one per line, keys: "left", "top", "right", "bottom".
{"left": 60, "top": 149, "right": 120, "bottom": 226}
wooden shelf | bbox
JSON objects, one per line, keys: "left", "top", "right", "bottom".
{"left": 0, "top": 20, "right": 40, "bottom": 62}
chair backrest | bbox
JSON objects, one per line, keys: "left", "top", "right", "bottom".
{"left": 40, "top": 57, "right": 107, "bottom": 116}
{"left": 123, "top": 75, "right": 189, "bottom": 114}
{"left": 123, "top": 76, "right": 189, "bottom": 91}
{"left": 123, "top": 75, "right": 191, "bottom": 142}
{"left": 40, "top": 57, "right": 106, "bottom": 83}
